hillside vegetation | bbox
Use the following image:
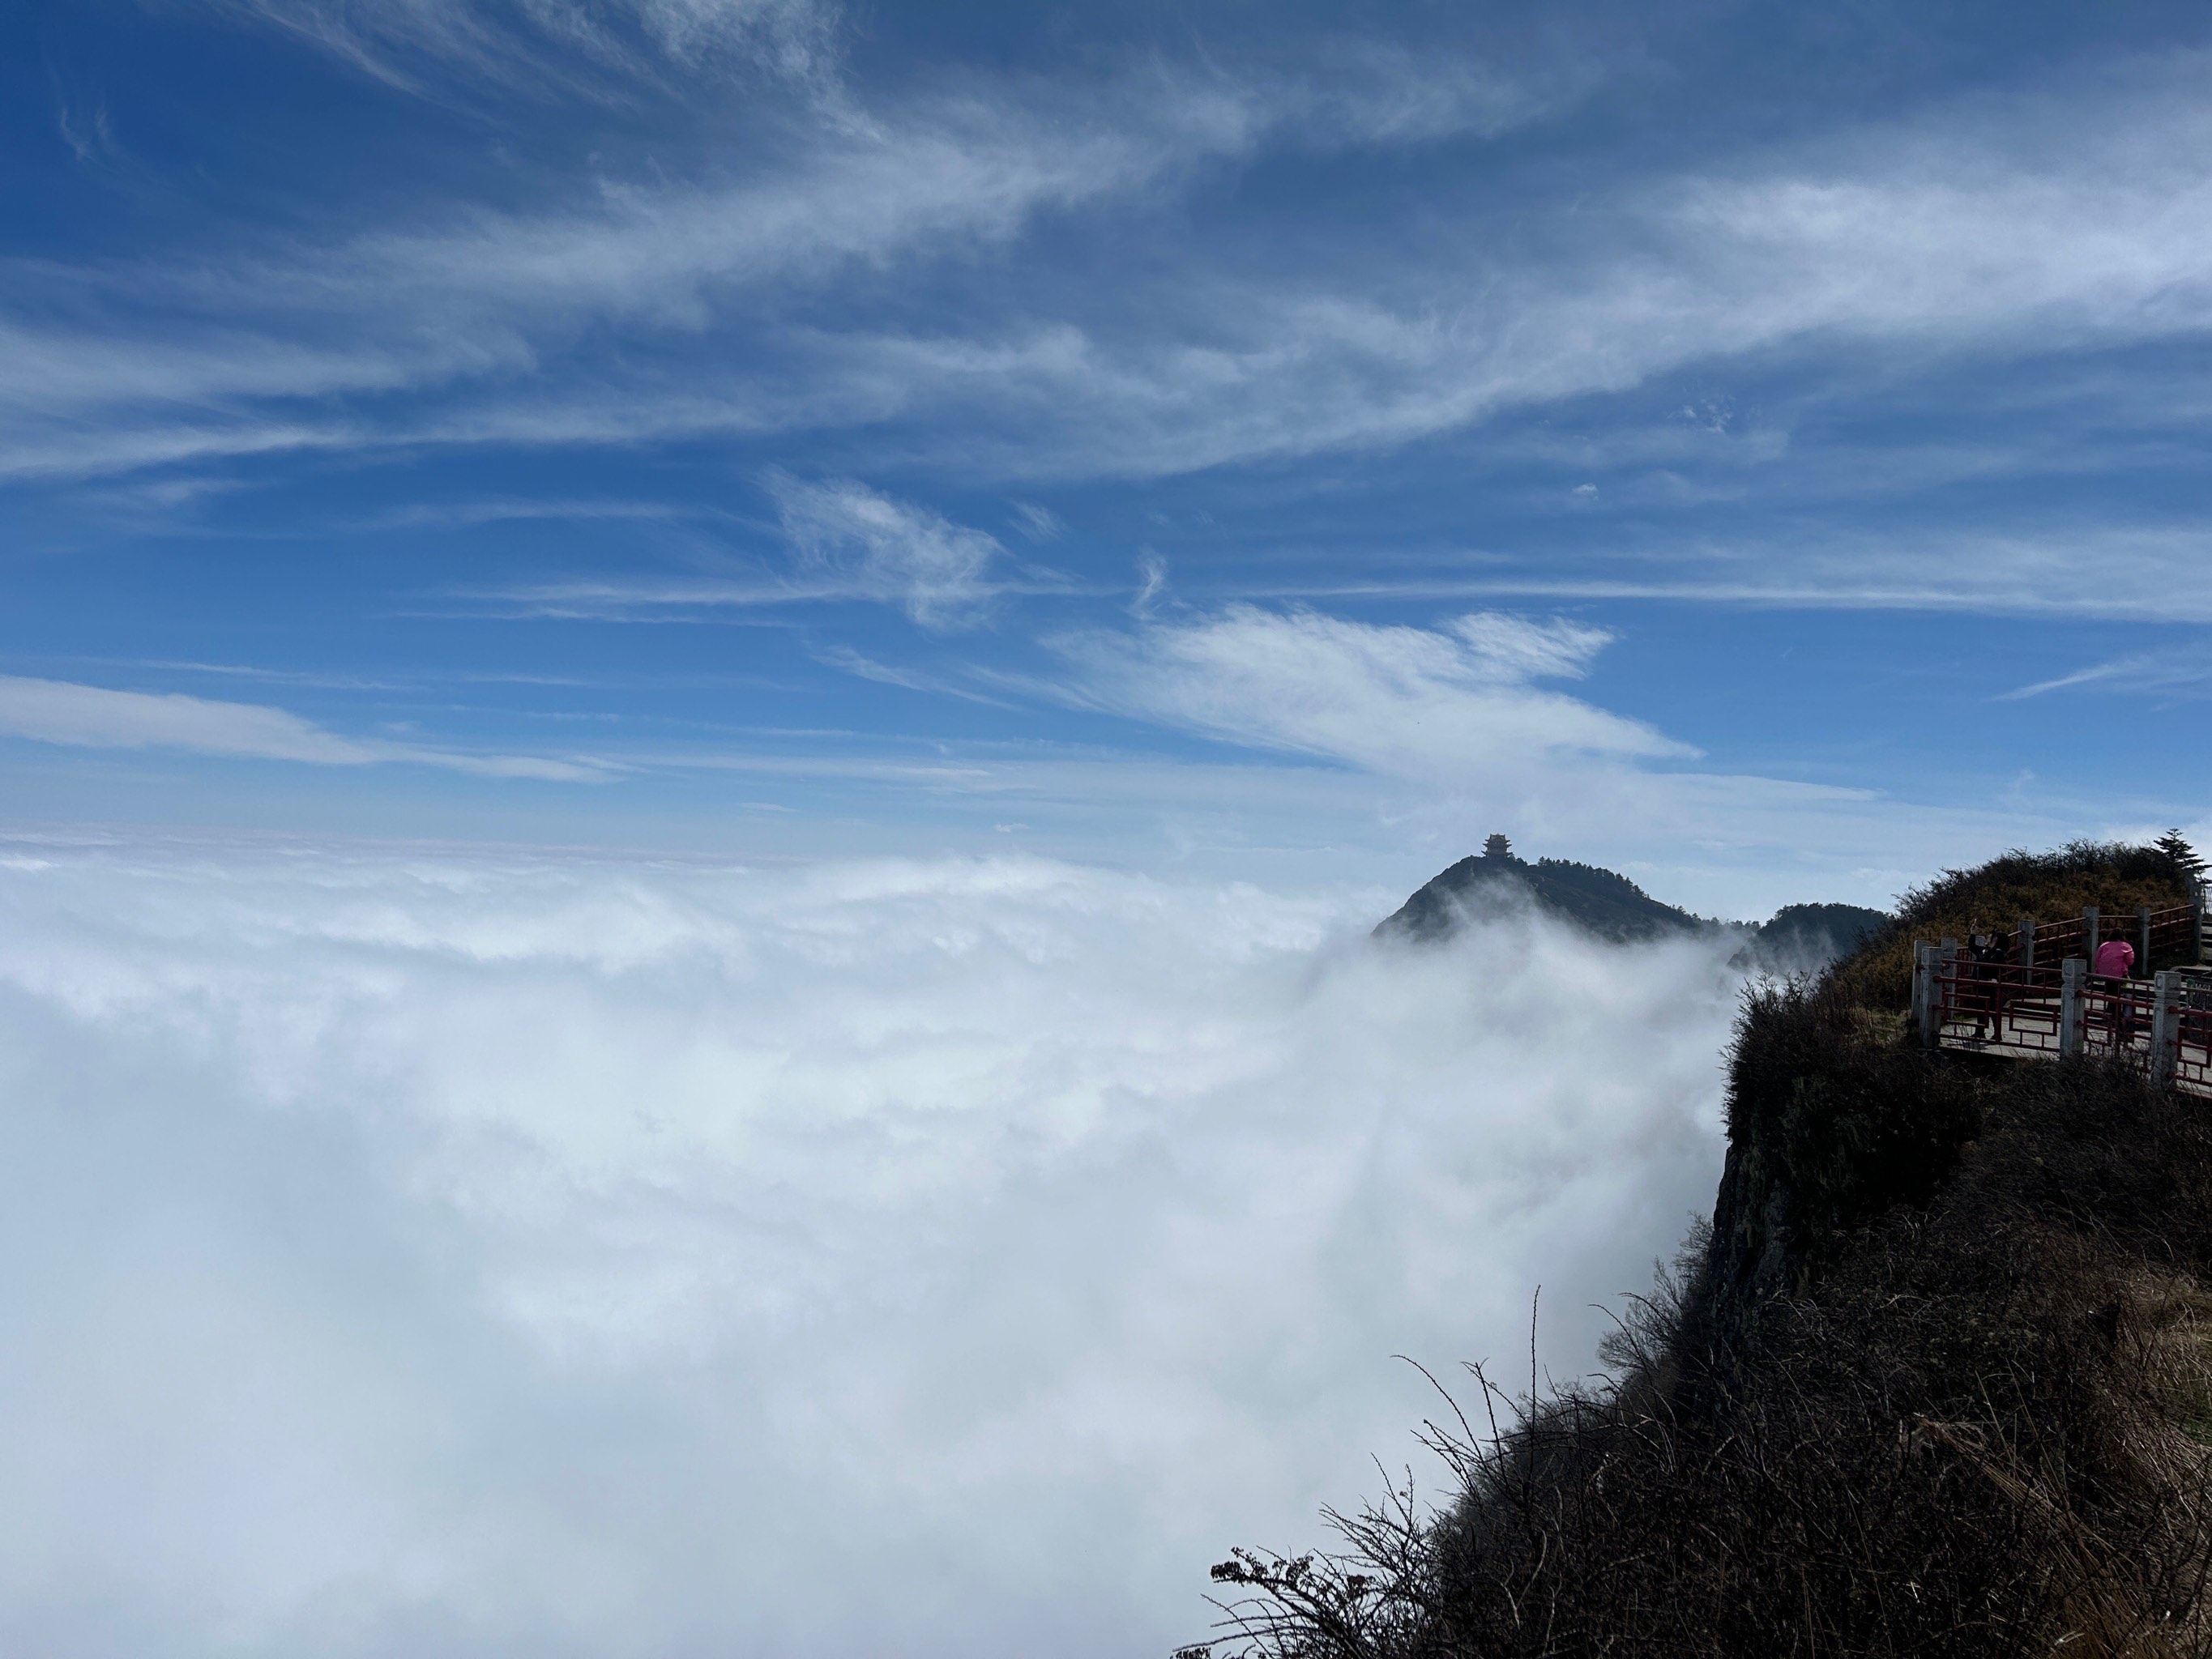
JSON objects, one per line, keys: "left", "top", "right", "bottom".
{"left": 1189, "top": 840, "right": 2212, "bottom": 1659}
{"left": 1830, "top": 841, "right": 2194, "bottom": 1012}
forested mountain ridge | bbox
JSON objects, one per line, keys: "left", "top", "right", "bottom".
{"left": 1373, "top": 838, "right": 1889, "bottom": 969}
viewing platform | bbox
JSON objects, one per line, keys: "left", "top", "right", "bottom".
{"left": 1912, "top": 893, "right": 2212, "bottom": 1098}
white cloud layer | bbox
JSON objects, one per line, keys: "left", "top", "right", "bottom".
{"left": 0, "top": 675, "right": 600, "bottom": 780}
{"left": 0, "top": 843, "right": 1737, "bottom": 1657}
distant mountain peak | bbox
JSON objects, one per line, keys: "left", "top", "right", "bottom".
{"left": 1374, "top": 842, "right": 1890, "bottom": 967}
{"left": 1375, "top": 842, "right": 1706, "bottom": 945}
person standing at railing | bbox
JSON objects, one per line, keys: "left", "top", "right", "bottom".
{"left": 2094, "top": 934, "right": 2138, "bottom": 1043}
{"left": 1967, "top": 923, "right": 2010, "bottom": 1040}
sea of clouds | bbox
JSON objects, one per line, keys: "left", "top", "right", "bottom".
{"left": 0, "top": 841, "right": 1746, "bottom": 1658}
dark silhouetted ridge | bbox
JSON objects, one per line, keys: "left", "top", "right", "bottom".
{"left": 1374, "top": 849, "right": 1707, "bottom": 945}
{"left": 1373, "top": 842, "right": 1890, "bottom": 969}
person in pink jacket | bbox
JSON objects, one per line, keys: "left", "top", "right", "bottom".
{"left": 2093, "top": 936, "right": 2138, "bottom": 1042}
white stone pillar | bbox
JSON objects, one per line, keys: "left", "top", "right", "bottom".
{"left": 2153, "top": 970, "right": 2180, "bottom": 1085}
{"left": 2062, "top": 957, "right": 2087, "bottom": 1060}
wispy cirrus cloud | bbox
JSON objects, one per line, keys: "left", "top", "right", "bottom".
{"left": 1006, "top": 501, "right": 1062, "bottom": 543}
{"left": 0, "top": 675, "right": 605, "bottom": 780}
{"left": 833, "top": 100, "right": 2212, "bottom": 483}
{"left": 0, "top": 41, "right": 1575, "bottom": 480}
{"left": 1281, "top": 525, "right": 2212, "bottom": 624}
{"left": 466, "top": 480, "right": 1070, "bottom": 625}
{"left": 1049, "top": 608, "right": 1687, "bottom": 779}
{"left": 16, "top": 45, "right": 2208, "bottom": 509}
{"left": 807, "top": 644, "right": 1015, "bottom": 706}
{"left": 15, "top": 18, "right": 2212, "bottom": 658}
{"left": 2001, "top": 639, "right": 2212, "bottom": 701}
{"left": 769, "top": 474, "right": 1004, "bottom": 628}
{"left": 190, "top": 0, "right": 843, "bottom": 94}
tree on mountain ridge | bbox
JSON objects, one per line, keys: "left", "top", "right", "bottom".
{"left": 2155, "top": 828, "right": 2206, "bottom": 881}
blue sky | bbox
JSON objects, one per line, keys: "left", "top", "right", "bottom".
{"left": 7, "top": 0, "right": 2212, "bottom": 912}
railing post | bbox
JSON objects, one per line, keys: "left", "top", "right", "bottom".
{"left": 1913, "top": 942, "right": 1935, "bottom": 1047}
{"left": 2141, "top": 905, "right": 2154, "bottom": 971}
{"left": 2062, "top": 957, "right": 2086, "bottom": 1060}
{"left": 2085, "top": 906, "right": 2100, "bottom": 960}
{"left": 2153, "top": 970, "right": 2180, "bottom": 1085}
{"left": 2197, "top": 882, "right": 2207, "bottom": 965}
{"left": 2019, "top": 915, "right": 2037, "bottom": 968}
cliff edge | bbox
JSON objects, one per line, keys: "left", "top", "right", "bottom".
{"left": 1189, "top": 838, "right": 2212, "bottom": 1659}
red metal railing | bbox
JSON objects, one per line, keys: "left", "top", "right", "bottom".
{"left": 2018, "top": 902, "right": 2198, "bottom": 966}
{"left": 2178, "top": 992, "right": 2212, "bottom": 1097}
{"left": 2081, "top": 975, "right": 2159, "bottom": 1060}
{"left": 1929, "top": 958, "right": 2066, "bottom": 1058}
{"left": 1921, "top": 942, "right": 2212, "bottom": 1099}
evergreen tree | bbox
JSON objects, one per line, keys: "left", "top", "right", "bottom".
{"left": 2154, "top": 828, "right": 2207, "bottom": 880}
